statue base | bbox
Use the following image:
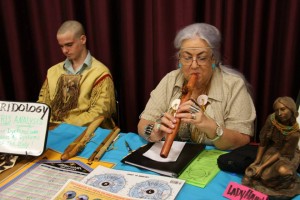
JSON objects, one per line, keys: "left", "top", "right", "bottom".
{"left": 242, "top": 176, "right": 300, "bottom": 200}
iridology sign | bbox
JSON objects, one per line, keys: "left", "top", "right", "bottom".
{"left": 0, "top": 101, "right": 49, "bottom": 120}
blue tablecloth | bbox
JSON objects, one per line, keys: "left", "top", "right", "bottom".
{"left": 46, "top": 123, "right": 300, "bottom": 200}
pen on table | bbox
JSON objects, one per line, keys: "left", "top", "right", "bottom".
{"left": 111, "top": 134, "right": 121, "bottom": 146}
{"left": 125, "top": 140, "right": 133, "bottom": 153}
{"left": 106, "top": 133, "right": 121, "bottom": 151}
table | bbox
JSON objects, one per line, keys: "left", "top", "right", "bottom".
{"left": 3, "top": 123, "right": 300, "bottom": 200}
{"left": 46, "top": 123, "right": 300, "bottom": 200}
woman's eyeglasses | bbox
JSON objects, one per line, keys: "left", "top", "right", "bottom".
{"left": 179, "top": 55, "right": 211, "bottom": 66}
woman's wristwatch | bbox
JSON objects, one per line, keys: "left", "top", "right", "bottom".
{"left": 144, "top": 124, "right": 154, "bottom": 141}
{"left": 211, "top": 122, "right": 223, "bottom": 142}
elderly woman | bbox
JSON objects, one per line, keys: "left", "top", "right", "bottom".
{"left": 243, "top": 97, "right": 300, "bottom": 196}
{"left": 138, "top": 23, "right": 256, "bottom": 150}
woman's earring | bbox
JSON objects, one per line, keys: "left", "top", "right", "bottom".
{"left": 212, "top": 63, "right": 216, "bottom": 70}
{"left": 178, "top": 63, "right": 182, "bottom": 68}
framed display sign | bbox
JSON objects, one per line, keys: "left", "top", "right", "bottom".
{"left": 0, "top": 101, "right": 50, "bottom": 156}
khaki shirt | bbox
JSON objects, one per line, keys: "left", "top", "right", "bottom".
{"left": 140, "top": 66, "right": 256, "bottom": 144}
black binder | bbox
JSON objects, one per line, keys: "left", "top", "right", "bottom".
{"left": 121, "top": 142, "right": 205, "bottom": 177}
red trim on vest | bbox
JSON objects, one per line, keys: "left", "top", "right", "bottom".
{"left": 93, "top": 74, "right": 112, "bottom": 87}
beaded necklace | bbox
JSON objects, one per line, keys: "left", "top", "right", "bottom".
{"left": 270, "top": 113, "right": 299, "bottom": 135}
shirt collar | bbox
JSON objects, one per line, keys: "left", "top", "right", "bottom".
{"left": 175, "top": 69, "right": 185, "bottom": 89}
{"left": 63, "top": 51, "right": 92, "bottom": 74}
{"left": 176, "top": 68, "right": 223, "bottom": 102}
{"left": 208, "top": 67, "right": 223, "bottom": 102}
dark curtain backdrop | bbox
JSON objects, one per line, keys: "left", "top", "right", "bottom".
{"left": 0, "top": 0, "right": 299, "bottom": 140}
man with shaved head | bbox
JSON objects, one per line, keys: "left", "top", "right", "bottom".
{"left": 38, "top": 20, "right": 116, "bottom": 127}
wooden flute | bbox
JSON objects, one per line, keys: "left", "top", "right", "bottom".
{"left": 160, "top": 74, "right": 197, "bottom": 158}
{"left": 88, "top": 126, "right": 120, "bottom": 163}
{"left": 61, "top": 116, "right": 105, "bottom": 160}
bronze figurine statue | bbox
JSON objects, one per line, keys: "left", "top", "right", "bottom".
{"left": 242, "top": 96, "right": 300, "bottom": 199}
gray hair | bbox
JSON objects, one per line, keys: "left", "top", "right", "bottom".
{"left": 174, "top": 23, "right": 221, "bottom": 64}
{"left": 57, "top": 20, "right": 85, "bottom": 38}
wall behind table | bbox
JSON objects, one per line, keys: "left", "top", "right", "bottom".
{"left": 0, "top": 0, "right": 299, "bottom": 139}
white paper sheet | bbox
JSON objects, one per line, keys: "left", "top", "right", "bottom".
{"left": 143, "top": 141, "right": 186, "bottom": 162}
